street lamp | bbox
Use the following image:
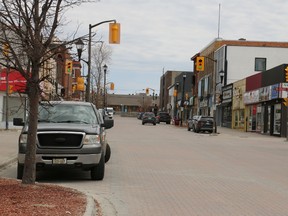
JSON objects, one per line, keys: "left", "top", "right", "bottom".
{"left": 103, "top": 64, "right": 108, "bottom": 107}
{"left": 75, "top": 38, "right": 84, "bottom": 61}
{"left": 174, "top": 82, "right": 179, "bottom": 118}
{"left": 214, "top": 70, "right": 225, "bottom": 134}
{"left": 180, "top": 74, "right": 186, "bottom": 126}
{"left": 219, "top": 70, "right": 225, "bottom": 85}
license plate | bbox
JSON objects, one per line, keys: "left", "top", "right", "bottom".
{"left": 52, "top": 158, "right": 67, "bottom": 164}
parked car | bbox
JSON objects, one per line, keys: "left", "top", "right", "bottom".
{"left": 188, "top": 116, "right": 214, "bottom": 133}
{"left": 98, "top": 108, "right": 109, "bottom": 120}
{"left": 137, "top": 112, "right": 144, "bottom": 120}
{"left": 142, "top": 112, "right": 157, "bottom": 125}
{"left": 105, "top": 107, "right": 114, "bottom": 119}
{"left": 156, "top": 112, "right": 171, "bottom": 124}
{"left": 13, "top": 101, "right": 114, "bottom": 180}
{"left": 187, "top": 115, "right": 200, "bottom": 131}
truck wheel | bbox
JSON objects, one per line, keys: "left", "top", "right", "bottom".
{"left": 91, "top": 153, "right": 105, "bottom": 180}
{"left": 105, "top": 144, "right": 111, "bottom": 163}
{"left": 17, "top": 163, "right": 24, "bottom": 180}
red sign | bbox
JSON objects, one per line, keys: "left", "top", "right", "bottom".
{"left": 0, "top": 68, "right": 27, "bottom": 93}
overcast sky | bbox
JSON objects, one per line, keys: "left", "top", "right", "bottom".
{"left": 62, "top": 0, "right": 288, "bottom": 95}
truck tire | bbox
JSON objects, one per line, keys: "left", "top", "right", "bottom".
{"left": 105, "top": 144, "right": 111, "bottom": 163}
{"left": 17, "top": 163, "right": 24, "bottom": 180}
{"left": 91, "top": 153, "right": 105, "bottom": 180}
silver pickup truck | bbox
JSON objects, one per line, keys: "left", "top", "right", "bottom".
{"left": 13, "top": 101, "right": 113, "bottom": 180}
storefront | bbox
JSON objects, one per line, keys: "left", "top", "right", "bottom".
{"left": 232, "top": 80, "right": 246, "bottom": 130}
{"left": 221, "top": 84, "right": 232, "bottom": 128}
{"left": 244, "top": 83, "right": 286, "bottom": 137}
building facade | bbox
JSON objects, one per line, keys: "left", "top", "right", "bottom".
{"left": 191, "top": 38, "right": 288, "bottom": 130}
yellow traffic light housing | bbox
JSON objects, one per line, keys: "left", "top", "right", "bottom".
{"left": 76, "top": 77, "right": 85, "bottom": 91}
{"left": 110, "top": 82, "right": 115, "bottom": 90}
{"left": 65, "top": 60, "right": 73, "bottom": 74}
{"left": 146, "top": 88, "right": 149, "bottom": 95}
{"left": 285, "top": 66, "right": 288, "bottom": 82}
{"left": 196, "top": 56, "right": 205, "bottom": 71}
{"left": 109, "top": 23, "right": 120, "bottom": 44}
{"left": 8, "top": 85, "right": 13, "bottom": 94}
{"left": 2, "top": 43, "right": 9, "bottom": 57}
{"left": 173, "top": 89, "right": 177, "bottom": 97}
{"left": 283, "top": 98, "right": 288, "bottom": 106}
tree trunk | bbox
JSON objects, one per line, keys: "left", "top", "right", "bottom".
{"left": 21, "top": 80, "right": 40, "bottom": 184}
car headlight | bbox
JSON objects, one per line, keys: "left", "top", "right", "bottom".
{"left": 83, "top": 134, "right": 100, "bottom": 145}
{"left": 19, "top": 134, "right": 28, "bottom": 144}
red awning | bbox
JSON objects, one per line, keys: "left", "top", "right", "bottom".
{"left": 0, "top": 68, "right": 27, "bottom": 93}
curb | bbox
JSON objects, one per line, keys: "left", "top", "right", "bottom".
{"left": 84, "top": 195, "right": 97, "bottom": 216}
{"left": 0, "top": 157, "right": 17, "bottom": 171}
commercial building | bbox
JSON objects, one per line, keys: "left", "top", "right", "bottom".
{"left": 190, "top": 38, "right": 288, "bottom": 133}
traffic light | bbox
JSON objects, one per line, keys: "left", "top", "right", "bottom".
{"left": 2, "top": 43, "right": 9, "bottom": 57}
{"left": 109, "top": 23, "right": 121, "bottom": 44}
{"left": 283, "top": 98, "right": 288, "bottom": 106}
{"left": 196, "top": 56, "right": 205, "bottom": 71}
{"left": 145, "top": 88, "right": 149, "bottom": 95}
{"left": 173, "top": 89, "right": 177, "bottom": 97}
{"left": 61, "top": 88, "right": 65, "bottom": 97}
{"left": 76, "top": 77, "right": 85, "bottom": 91}
{"left": 72, "top": 85, "right": 76, "bottom": 93}
{"left": 8, "top": 85, "right": 13, "bottom": 94}
{"left": 285, "top": 66, "right": 288, "bottom": 82}
{"left": 110, "top": 82, "right": 114, "bottom": 90}
{"left": 65, "top": 60, "right": 73, "bottom": 74}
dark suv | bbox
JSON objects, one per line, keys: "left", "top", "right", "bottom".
{"left": 188, "top": 116, "right": 214, "bottom": 133}
{"left": 156, "top": 112, "right": 171, "bottom": 124}
{"left": 13, "top": 101, "right": 114, "bottom": 181}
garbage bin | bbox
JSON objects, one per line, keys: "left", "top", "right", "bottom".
{"left": 174, "top": 117, "right": 179, "bottom": 126}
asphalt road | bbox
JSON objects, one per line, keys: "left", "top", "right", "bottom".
{"left": 1, "top": 116, "right": 288, "bottom": 216}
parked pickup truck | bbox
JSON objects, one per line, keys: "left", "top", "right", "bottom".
{"left": 13, "top": 101, "right": 114, "bottom": 181}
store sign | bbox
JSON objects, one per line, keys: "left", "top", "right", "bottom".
{"left": 0, "top": 69, "right": 27, "bottom": 93}
{"left": 259, "top": 86, "right": 271, "bottom": 101}
{"left": 271, "top": 84, "right": 279, "bottom": 99}
{"left": 222, "top": 84, "right": 232, "bottom": 104}
{"left": 243, "top": 90, "right": 259, "bottom": 104}
{"left": 279, "top": 83, "right": 288, "bottom": 98}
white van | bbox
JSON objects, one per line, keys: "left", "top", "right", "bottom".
{"left": 106, "top": 107, "right": 114, "bottom": 119}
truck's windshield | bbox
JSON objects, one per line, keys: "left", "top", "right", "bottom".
{"left": 38, "top": 103, "right": 98, "bottom": 124}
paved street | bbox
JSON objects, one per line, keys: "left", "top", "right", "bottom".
{"left": 1, "top": 116, "right": 288, "bottom": 215}
{"left": 63, "top": 116, "right": 288, "bottom": 216}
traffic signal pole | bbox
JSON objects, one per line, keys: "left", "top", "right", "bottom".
{"left": 86, "top": 20, "right": 117, "bottom": 102}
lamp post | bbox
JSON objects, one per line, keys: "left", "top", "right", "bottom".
{"left": 214, "top": 70, "right": 225, "bottom": 133}
{"left": 180, "top": 74, "right": 186, "bottom": 126}
{"left": 103, "top": 64, "right": 107, "bottom": 107}
{"left": 75, "top": 38, "right": 84, "bottom": 61}
{"left": 174, "top": 83, "right": 179, "bottom": 119}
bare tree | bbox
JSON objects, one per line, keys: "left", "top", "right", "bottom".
{"left": 90, "top": 42, "right": 112, "bottom": 107}
{"left": 0, "top": 0, "right": 97, "bottom": 185}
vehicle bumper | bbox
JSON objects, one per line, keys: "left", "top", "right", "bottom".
{"left": 18, "top": 153, "right": 101, "bottom": 168}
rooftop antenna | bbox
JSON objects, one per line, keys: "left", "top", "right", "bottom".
{"left": 217, "top": 3, "right": 221, "bottom": 38}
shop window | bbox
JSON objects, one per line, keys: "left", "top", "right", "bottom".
{"left": 239, "top": 110, "right": 245, "bottom": 128}
{"left": 273, "top": 104, "right": 281, "bottom": 135}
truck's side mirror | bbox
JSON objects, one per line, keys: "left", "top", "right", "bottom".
{"left": 103, "top": 119, "right": 114, "bottom": 129}
{"left": 13, "top": 118, "right": 24, "bottom": 126}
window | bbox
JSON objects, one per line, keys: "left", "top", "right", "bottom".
{"left": 255, "top": 58, "right": 266, "bottom": 71}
